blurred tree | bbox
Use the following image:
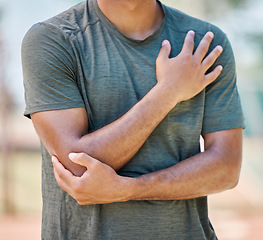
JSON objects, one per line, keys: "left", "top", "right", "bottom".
{"left": 225, "top": 0, "right": 247, "bottom": 8}
{"left": 200, "top": 0, "right": 247, "bottom": 19}
{"left": 0, "top": 7, "right": 14, "bottom": 214}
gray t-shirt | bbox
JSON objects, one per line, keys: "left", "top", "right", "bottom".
{"left": 22, "top": 0, "right": 245, "bottom": 239}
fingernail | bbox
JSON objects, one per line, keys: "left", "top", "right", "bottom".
{"left": 51, "top": 156, "right": 55, "bottom": 163}
{"left": 207, "top": 32, "right": 214, "bottom": 38}
{"left": 188, "top": 30, "right": 195, "bottom": 35}
{"left": 217, "top": 45, "right": 223, "bottom": 53}
{"left": 69, "top": 153, "right": 77, "bottom": 160}
{"left": 162, "top": 40, "right": 169, "bottom": 46}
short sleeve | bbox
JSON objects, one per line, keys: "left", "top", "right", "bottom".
{"left": 202, "top": 34, "right": 245, "bottom": 133}
{"left": 22, "top": 23, "right": 85, "bottom": 118}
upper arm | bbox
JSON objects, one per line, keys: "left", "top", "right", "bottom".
{"left": 22, "top": 23, "right": 85, "bottom": 117}
{"left": 202, "top": 33, "right": 245, "bottom": 134}
{"left": 31, "top": 107, "right": 89, "bottom": 176}
{"left": 199, "top": 33, "right": 244, "bottom": 187}
{"left": 202, "top": 128, "right": 243, "bottom": 184}
{"left": 22, "top": 24, "right": 88, "bottom": 176}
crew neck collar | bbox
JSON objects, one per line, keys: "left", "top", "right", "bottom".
{"left": 91, "top": 0, "right": 166, "bottom": 45}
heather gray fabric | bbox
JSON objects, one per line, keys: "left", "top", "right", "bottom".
{"left": 22, "top": 0, "right": 245, "bottom": 239}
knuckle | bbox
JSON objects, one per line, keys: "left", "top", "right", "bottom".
{"left": 203, "top": 48, "right": 222, "bottom": 69}
{"left": 182, "top": 53, "right": 192, "bottom": 61}
{"left": 73, "top": 181, "right": 83, "bottom": 194}
{"left": 204, "top": 56, "right": 213, "bottom": 66}
{"left": 199, "top": 44, "right": 209, "bottom": 54}
{"left": 91, "top": 161, "right": 100, "bottom": 170}
{"left": 56, "top": 171, "right": 64, "bottom": 179}
{"left": 192, "top": 59, "right": 200, "bottom": 68}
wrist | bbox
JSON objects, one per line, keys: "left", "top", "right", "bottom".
{"left": 153, "top": 82, "right": 180, "bottom": 107}
{"left": 118, "top": 176, "right": 138, "bottom": 202}
{"left": 121, "top": 174, "right": 151, "bottom": 201}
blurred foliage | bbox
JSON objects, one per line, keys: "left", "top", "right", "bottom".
{"left": 202, "top": 0, "right": 247, "bottom": 19}
{"left": 225, "top": 0, "right": 247, "bottom": 8}
{"left": 250, "top": 35, "right": 263, "bottom": 53}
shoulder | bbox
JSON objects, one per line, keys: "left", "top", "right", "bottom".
{"left": 162, "top": 3, "right": 227, "bottom": 46}
{"left": 23, "top": 0, "right": 98, "bottom": 45}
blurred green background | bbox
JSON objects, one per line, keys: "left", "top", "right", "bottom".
{"left": 0, "top": 0, "right": 263, "bottom": 239}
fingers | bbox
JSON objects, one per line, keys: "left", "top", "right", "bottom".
{"left": 181, "top": 30, "right": 195, "bottom": 54}
{"left": 69, "top": 152, "right": 98, "bottom": 170}
{"left": 157, "top": 40, "right": 171, "bottom": 61}
{"left": 52, "top": 156, "right": 75, "bottom": 192}
{"left": 194, "top": 32, "right": 223, "bottom": 79}
{"left": 204, "top": 65, "right": 223, "bottom": 86}
{"left": 202, "top": 45, "right": 223, "bottom": 70}
{"left": 194, "top": 31, "right": 214, "bottom": 62}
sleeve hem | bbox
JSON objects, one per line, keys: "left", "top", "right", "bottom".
{"left": 24, "top": 101, "right": 85, "bottom": 119}
{"left": 202, "top": 122, "right": 245, "bottom": 134}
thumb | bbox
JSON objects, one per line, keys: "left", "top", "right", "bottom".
{"left": 157, "top": 40, "right": 171, "bottom": 60}
{"left": 69, "top": 152, "right": 96, "bottom": 168}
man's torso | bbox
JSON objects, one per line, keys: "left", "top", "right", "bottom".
{"left": 22, "top": 0, "right": 244, "bottom": 239}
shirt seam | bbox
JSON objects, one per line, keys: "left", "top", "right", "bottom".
{"left": 202, "top": 121, "right": 245, "bottom": 133}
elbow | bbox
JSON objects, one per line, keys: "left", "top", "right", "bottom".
{"left": 51, "top": 139, "right": 87, "bottom": 177}
{"left": 226, "top": 173, "right": 240, "bottom": 190}
{"left": 222, "top": 155, "right": 242, "bottom": 190}
{"left": 228, "top": 166, "right": 241, "bottom": 190}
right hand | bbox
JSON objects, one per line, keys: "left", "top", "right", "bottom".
{"left": 52, "top": 153, "right": 132, "bottom": 205}
{"left": 156, "top": 30, "right": 223, "bottom": 103}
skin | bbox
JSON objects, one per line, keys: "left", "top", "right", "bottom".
{"left": 53, "top": 127, "right": 242, "bottom": 205}
{"left": 31, "top": 0, "right": 243, "bottom": 205}
{"left": 97, "top": 0, "right": 164, "bottom": 40}
{"left": 32, "top": 31, "right": 223, "bottom": 175}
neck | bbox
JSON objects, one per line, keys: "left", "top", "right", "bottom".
{"left": 97, "top": 0, "right": 164, "bottom": 40}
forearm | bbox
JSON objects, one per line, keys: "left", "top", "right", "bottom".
{"left": 78, "top": 84, "right": 178, "bottom": 171}
{"left": 33, "top": 31, "right": 223, "bottom": 176}
{"left": 126, "top": 146, "right": 241, "bottom": 201}
{"left": 52, "top": 129, "right": 242, "bottom": 205}
{"left": 57, "top": 31, "right": 222, "bottom": 174}
{"left": 34, "top": 83, "right": 178, "bottom": 176}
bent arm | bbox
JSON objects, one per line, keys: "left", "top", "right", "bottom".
{"left": 31, "top": 31, "right": 223, "bottom": 176}
{"left": 51, "top": 128, "right": 243, "bottom": 205}
{"left": 127, "top": 128, "right": 243, "bottom": 200}
{"left": 31, "top": 84, "right": 178, "bottom": 176}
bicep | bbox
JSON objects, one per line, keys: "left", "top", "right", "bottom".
{"left": 31, "top": 107, "right": 89, "bottom": 176}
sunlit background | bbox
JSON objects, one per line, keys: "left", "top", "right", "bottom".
{"left": 0, "top": 0, "right": 262, "bottom": 239}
